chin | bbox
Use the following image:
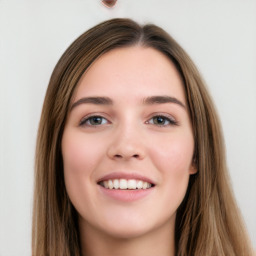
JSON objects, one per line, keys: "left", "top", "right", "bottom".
{"left": 85, "top": 209, "right": 175, "bottom": 240}
{"left": 99, "top": 224, "right": 156, "bottom": 240}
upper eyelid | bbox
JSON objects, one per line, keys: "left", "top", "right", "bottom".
{"left": 80, "top": 112, "right": 176, "bottom": 120}
{"left": 80, "top": 112, "right": 111, "bottom": 121}
{"left": 146, "top": 112, "right": 177, "bottom": 121}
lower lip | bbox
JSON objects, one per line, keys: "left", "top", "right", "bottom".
{"left": 98, "top": 185, "right": 154, "bottom": 202}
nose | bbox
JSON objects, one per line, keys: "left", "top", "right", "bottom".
{"left": 107, "top": 124, "right": 146, "bottom": 161}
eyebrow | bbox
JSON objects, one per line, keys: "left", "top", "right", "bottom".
{"left": 70, "top": 95, "right": 186, "bottom": 111}
{"left": 70, "top": 97, "right": 113, "bottom": 110}
{"left": 143, "top": 95, "right": 186, "bottom": 109}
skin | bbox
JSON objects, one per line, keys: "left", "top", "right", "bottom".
{"left": 62, "top": 46, "right": 196, "bottom": 256}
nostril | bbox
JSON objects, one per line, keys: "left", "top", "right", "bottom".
{"left": 113, "top": 154, "right": 140, "bottom": 159}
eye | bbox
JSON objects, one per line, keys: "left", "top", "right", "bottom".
{"left": 80, "top": 115, "right": 108, "bottom": 126}
{"left": 147, "top": 115, "right": 178, "bottom": 126}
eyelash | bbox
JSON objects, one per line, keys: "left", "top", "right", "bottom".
{"left": 79, "top": 115, "right": 109, "bottom": 127}
{"left": 146, "top": 115, "right": 178, "bottom": 126}
{"left": 79, "top": 114, "right": 178, "bottom": 127}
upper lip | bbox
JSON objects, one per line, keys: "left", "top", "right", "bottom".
{"left": 97, "top": 172, "right": 155, "bottom": 185}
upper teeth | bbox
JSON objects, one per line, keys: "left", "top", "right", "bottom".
{"left": 100, "top": 179, "right": 152, "bottom": 190}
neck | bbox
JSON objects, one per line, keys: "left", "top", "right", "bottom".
{"left": 79, "top": 220, "right": 175, "bottom": 256}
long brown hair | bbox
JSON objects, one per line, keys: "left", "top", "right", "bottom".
{"left": 32, "top": 18, "right": 253, "bottom": 255}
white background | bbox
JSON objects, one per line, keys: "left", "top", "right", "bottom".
{"left": 0, "top": 0, "right": 255, "bottom": 255}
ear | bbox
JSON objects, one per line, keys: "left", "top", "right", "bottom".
{"left": 189, "top": 162, "right": 197, "bottom": 175}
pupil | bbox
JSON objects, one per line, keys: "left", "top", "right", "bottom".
{"left": 92, "top": 117, "right": 102, "bottom": 125}
{"left": 155, "top": 116, "right": 164, "bottom": 124}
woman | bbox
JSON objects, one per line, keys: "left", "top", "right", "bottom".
{"left": 32, "top": 18, "right": 253, "bottom": 255}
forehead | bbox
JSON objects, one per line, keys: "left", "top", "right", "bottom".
{"left": 73, "top": 46, "right": 185, "bottom": 102}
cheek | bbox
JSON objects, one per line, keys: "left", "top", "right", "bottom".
{"left": 149, "top": 133, "right": 194, "bottom": 203}
{"left": 150, "top": 134, "right": 194, "bottom": 174}
{"left": 62, "top": 131, "right": 105, "bottom": 175}
{"left": 61, "top": 131, "right": 105, "bottom": 210}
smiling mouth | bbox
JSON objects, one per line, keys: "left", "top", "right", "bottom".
{"left": 98, "top": 179, "right": 155, "bottom": 190}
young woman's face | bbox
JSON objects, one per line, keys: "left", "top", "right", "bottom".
{"left": 62, "top": 46, "right": 196, "bottom": 239}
